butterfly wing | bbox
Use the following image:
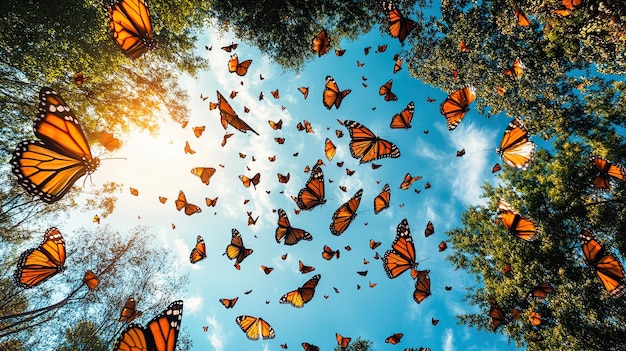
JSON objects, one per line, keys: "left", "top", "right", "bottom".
{"left": 383, "top": 1, "right": 415, "bottom": 43}
{"left": 373, "top": 184, "right": 391, "bottom": 214}
{"left": 330, "top": 189, "right": 363, "bottom": 235}
{"left": 114, "top": 300, "right": 183, "bottom": 351}
{"left": 323, "top": 76, "right": 351, "bottom": 110}
{"left": 190, "top": 167, "right": 216, "bottom": 186}
{"left": 344, "top": 120, "right": 400, "bottom": 164}
{"left": 382, "top": 219, "right": 417, "bottom": 279}
{"left": 488, "top": 299, "right": 506, "bottom": 331}
{"left": 275, "top": 209, "right": 313, "bottom": 245}
{"left": 226, "top": 229, "right": 253, "bottom": 266}
{"left": 497, "top": 199, "right": 537, "bottom": 241}
{"left": 105, "top": 0, "right": 157, "bottom": 59}
{"left": 439, "top": 86, "right": 476, "bottom": 130}
{"left": 325, "top": 138, "right": 337, "bottom": 161}
{"left": 216, "top": 91, "right": 259, "bottom": 135}
{"left": 413, "top": 275, "right": 431, "bottom": 303}
{"left": 14, "top": 227, "right": 66, "bottom": 288}
{"left": 390, "top": 102, "right": 414, "bottom": 129}
{"left": 235, "top": 316, "right": 275, "bottom": 340}
{"left": 295, "top": 164, "right": 326, "bottom": 210}
{"left": 279, "top": 274, "right": 321, "bottom": 308}
{"left": 219, "top": 297, "right": 238, "bottom": 308}
{"left": 190, "top": 235, "right": 207, "bottom": 263}
{"left": 311, "top": 30, "right": 330, "bottom": 57}
{"left": 298, "top": 87, "right": 309, "bottom": 99}
{"left": 378, "top": 80, "right": 398, "bottom": 101}
{"left": 580, "top": 229, "right": 626, "bottom": 298}
{"left": 497, "top": 118, "right": 536, "bottom": 170}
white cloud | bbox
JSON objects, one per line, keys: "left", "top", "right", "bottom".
{"left": 185, "top": 295, "right": 203, "bottom": 315}
{"left": 443, "top": 328, "right": 456, "bottom": 351}
{"left": 206, "top": 315, "right": 226, "bottom": 351}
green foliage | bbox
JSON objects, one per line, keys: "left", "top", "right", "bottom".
{"left": 55, "top": 321, "right": 107, "bottom": 351}
{"left": 333, "top": 337, "right": 373, "bottom": 351}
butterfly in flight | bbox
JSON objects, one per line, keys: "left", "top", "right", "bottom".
{"left": 383, "top": 219, "right": 419, "bottom": 279}
{"left": 392, "top": 56, "right": 403, "bottom": 74}
{"left": 336, "top": 333, "right": 351, "bottom": 349}
{"left": 589, "top": 154, "right": 626, "bottom": 190}
{"left": 228, "top": 54, "right": 252, "bottom": 76}
{"left": 580, "top": 228, "right": 626, "bottom": 298}
{"left": 323, "top": 76, "right": 351, "bottom": 110}
{"left": 14, "top": 227, "right": 66, "bottom": 288}
{"left": 191, "top": 167, "right": 216, "bottom": 186}
{"left": 343, "top": 120, "right": 400, "bottom": 164}
{"left": 225, "top": 229, "right": 253, "bottom": 270}
{"left": 113, "top": 300, "right": 183, "bottom": 351}
{"left": 280, "top": 274, "right": 321, "bottom": 308}
{"left": 374, "top": 184, "right": 391, "bottom": 214}
{"left": 219, "top": 297, "right": 239, "bottom": 308}
{"left": 275, "top": 208, "right": 313, "bottom": 245}
{"left": 503, "top": 57, "right": 526, "bottom": 79}
{"left": 216, "top": 91, "right": 259, "bottom": 135}
{"left": 413, "top": 273, "right": 431, "bottom": 304}
{"left": 292, "top": 164, "right": 326, "bottom": 210}
{"left": 105, "top": 0, "right": 157, "bottom": 59}
{"left": 385, "top": 333, "right": 404, "bottom": 344}
{"left": 190, "top": 235, "right": 207, "bottom": 263}
{"left": 11, "top": 88, "right": 101, "bottom": 203}
{"left": 239, "top": 173, "right": 261, "bottom": 189}
{"left": 496, "top": 198, "right": 538, "bottom": 241}
{"left": 488, "top": 298, "right": 506, "bottom": 331}
{"left": 299, "top": 260, "right": 316, "bottom": 274}
{"left": 82, "top": 270, "right": 99, "bottom": 290}
{"left": 440, "top": 85, "right": 476, "bottom": 130}
{"left": 382, "top": 1, "right": 416, "bottom": 43}
{"left": 496, "top": 117, "right": 536, "bottom": 170}
{"left": 235, "top": 315, "right": 275, "bottom": 340}
{"left": 298, "top": 87, "right": 309, "bottom": 99}
{"left": 100, "top": 131, "right": 121, "bottom": 151}
{"left": 118, "top": 296, "right": 143, "bottom": 323}
{"left": 378, "top": 79, "right": 398, "bottom": 101}
{"left": 311, "top": 29, "right": 331, "bottom": 57}
{"left": 175, "top": 190, "right": 202, "bottom": 216}
{"left": 330, "top": 189, "right": 363, "bottom": 236}
{"left": 390, "top": 102, "right": 414, "bottom": 129}
{"left": 221, "top": 42, "right": 238, "bottom": 52}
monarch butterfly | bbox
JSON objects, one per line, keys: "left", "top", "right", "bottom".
{"left": 413, "top": 274, "right": 431, "bottom": 304}
{"left": 93, "top": 214, "right": 101, "bottom": 224}
{"left": 390, "top": 102, "right": 414, "bottom": 129}
{"left": 580, "top": 228, "right": 626, "bottom": 298}
{"left": 438, "top": 241, "right": 448, "bottom": 252}
{"left": 513, "top": 6, "right": 531, "bottom": 27}
{"left": 129, "top": 187, "right": 139, "bottom": 196}
{"left": 492, "top": 163, "right": 502, "bottom": 173}
{"left": 456, "top": 149, "right": 466, "bottom": 157}
{"left": 370, "top": 239, "right": 382, "bottom": 250}
{"left": 279, "top": 274, "right": 321, "bottom": 308}
{"left": 235, "top": 315, "right": 275, "bottom": 340}
{"left": 459, "top": 40, "right": 470, "bottom": 52}
{"left": 323, "top": 76, "right": 352, "bottom": 110}
{"left": 377, "top": 44, "right": 388, "bottom": 53}
{"left": 299, "top": 260, "right": 316, "bottom": 274}
{"left": 302, "top": 342, "right": 320, "bottom": 351}
{"left": 158, "top": 196, "right": 167, "bottom": 204}
{"left": 228, "top": 54, "right": 252, "bottom": 76}
{"left": 119, "top": 297, "right": 143, "bottom": 323}
{"left": 496, "top": 118, "right": 536, "bottom": 170}
{"left": 239, "top": 173, "right": 261, "bottom": 189}
{"left": 503, "top": 57, "right": 526, "bottom": 79}
{"left": 73, "top": 71, "right": 88, "bottom": 85}
{"left": 324, "top": 138, "right": 337, "bottom": 161}
{"left": 221, "top": 43, "right": 238, "bottom": 52}
{"left": 497, "top": 198, "right": 538, "bottom": 241}
{"left": 344, "top": 120, "right": 401, "bottom": 164}
{"left": 191, "top": 167, "right": 216, "bottom": 186}
{"left": 529, "top": 311, "right": 541, "bottom": 327}
{"left": 100, "top": 131, "right": 121, "bottom": 151}
{"left": 219, "top": 297, "right": 238, "bottom": 309}
{"left": 527, "top": 282, "right": 554, "bottom": 299}
{"left": 383, "top": 219, "right": 419, "bottom": 279}
{"left": 589, "top": 154, "right": 626, "bottom": 190}
{"left": 488, "top": 298, "right": 506, "bottom": 331}
{"left": 335, "top": 49, "right": 346, "bottom": 56}
{"left": 296, "top": 120, "right": 314, "bottom": 134}
{"left": 393, "top": 57, "right": 403, "bottom": 74}
{"left": 424, "top": 221, "right": 435, "bottom": 237}
{"left": 330, "top": 189, "right": 363, "bottom": 235}
{"left": 225, "top": 229, "right": 253, "bottom": 270}
{"left": 275, "top": 137, "right": 286, "bottom": 144}
{"left": 562, "top": 0, "right": 582, "bottom": 9}
{"left": 206, "top": 197, "right": 218, "bottom": 207}
{"left": 11, "top": 88, "right": 100, "bottom": 203}
{"left": 432, "top": 317, "right": 440, "bottom": 326}
{"left": 175, "top": 190, "right": 202, "bottom": 216}
{"left": 379, "top": 79, "right": 398, "bottom": 101}
{"left": 322, "top": 245, "right": 340, "bottom": 260}
{"left": 382, "top": 1, "right": 416, "bottom": 43}
{"left": 311, "top": 29, "right": 330, "bottom": 57}
{"left": 275, "top": 208, "right": 313, "bottom": 245}
{"left": 297, "top": 87, "right": 310, "bottom": 100}
{"left": 292, "top": 164, "right": 326, "bottom": 210}
{"left": 399, "top": 173, "right": 421, "bottom": 190}
{"left": 192, "top": 126, "right": 205, "bottom": 138}
{"left": 248, "top": 212, "right": 259, "bottom": 225}
{"left": 336, "top": 333, "right": 351, "bottom": 349}
{"left": 104, "top": 0, "right": 157, "bottom": 59}
{"left": 113, "top": 300, "right": 183, "bottom": 351}
{"left": 216, "top": 91, "right": 259, "bottom": 135}
{"left": 190, "top": 235, "right": 207, "bottom": 264}
{"left": 83, "top": 270, "right": 99, "bottom": 290}
{"left": 14, "top": 227, "right": 66, "bottom": 288}
{"left": 356, "top": 270, "right": 368, "bottom": 276}
{"left": 439, "top": 85, "right": 476, "bottom": 130}
{"left": 385, "top": 333, "right": 404, "bottom": 344}
{"left": 277, "top": 173, "right": 290, "bottom": 184}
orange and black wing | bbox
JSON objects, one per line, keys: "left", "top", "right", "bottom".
{"left": 378, "top": 79, "right": 398, "bottom": 101}
{"left": 294, "top": 164, "right": 326, "bottom": 210}
{"left": 503, "top": 57, "right": 526, "bottom": 79}
{"left": 225, "top": 229, "right": 253, "bottom": 268}
{"left": 382, "top": 1, "right": 416, "bottom": 43}
{"left": 413, "top": 274, "right": 431, "bottom": 304}
{"left": 323, "top": 76, "right": 351, "bottom": 110}
{"left": 336, "top": 333, "right": 351, "bottom": 349}
{"left": 382, "top": 219, "right": 418, "bottom": 279}
{"left": 105, "top": 0, "right": 157, "bottom": 59}
{"left": 235, "top": 315, "right": 275, "bottom": 340}
{"left": 439, "top": 85, "right": 476, "bottom": 130}
{"left": 496, "top": 118, "right": 536, "bottom": 170}
{"left": 228, "top": 54, "right": 252, "bottom": 76}
{"left": 113, "top": 300, "right": 183, "bottom": 351}
{"left": 390, "top": 102, "right": 414, "bottom": 129}
{"left": 279, "top": 274, "right": 321, "bottom": 308}
{"left": 275, "top": 209, "right": 313, "bottom": 245}
{"left": 589, "top": 154, "right": 626, "bottom": 190}
{"left": 344, "top": 120, "right": 400, "bottom": 164}
{"left": 216, "top": 91, "right": 259, "bottom": 135}
{"left": 219, "top": 297, "right": 239, "bottom": 309}
{"left": 330, "top": 189, "right": 363, "bottom": 236}
{"left": 190, "top": 235, "right": 207, "bottom": 263}
{"left": 374, "top": 183, "right": 391, "bottom": 214}
{"left": 497, "top": 199, "right": 537, "bottom": 241}
{"left": 325, "top": 138, "right": 337, "bottom": 161}
{"left": 580, "top": 228, "right": 626, "bottom": 298}
{"left": 311, "top": 29, "right": 330, "bottom": 57}
{"left": 488, "top": 298, "right": 506, "bottom": 331}
{"left": 190, "top": 167, "right": 216, "bottom": 186}
{"left": 14, "top": 227, "right": 66, "bottom": 288}
{"left": 174, "top": 190, "right": 202, "bottom": 215}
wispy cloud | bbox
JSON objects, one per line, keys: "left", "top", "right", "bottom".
{"left": 185, "top": 295, "right": 203, "bottom": 315}
{"left": 443, "top": 328, "right": 456, "bottom": 351}
{"left": 206, "top": 315, "right": 226, "bottom": 351}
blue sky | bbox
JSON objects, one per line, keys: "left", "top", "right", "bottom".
{"left": 73, "top": 25, "right": 527, "bottom": 351}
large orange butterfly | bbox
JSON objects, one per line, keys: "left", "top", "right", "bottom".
{"left": 275, "top": 208, "right": 313, "bottom": 245}
{"left": 382, "top": 1, "right": 415, "bottom": 43}
{"left": 330, "top": 189, "right": 363, "bottom": 236}
{"left": 325, "top": 138, "right": 337, "bottom": 161}
{"left": 191, "top": 167, "right": 216, "bottom": 186}
{"left": 105, "top": 0, "right": 157, "bottom": 59}
{"left": 383, "top": 219, "right": 419, "bottom": 279}
{"left": 219, "top": 297, "right": 238, "bottom": 309}
{"left": 344, "top": 120, "right": 400, "bottom": 164}
{"left": 374, "top": 183, "right": 391, "bottom": 214}
{"left": 190, "top": 235, "right": 207, "bottom": 264}
{"left": 279, "top": 274, "right": 321, "bottom": 308}
{"left": 497, "top": 199, "right": 538, "bottom": 241}
{"left": 439, "top": 85, "right": 476, "bottom": 130}
{"left": 228, "top": 54, "right": 252, "bottom": 76}
{"left": 496, "top": 118, "right": 536, "bottom": 170}
{"left": 118, "top": 296, "right": 143, "bottom": 323}
{"left": 589, "top": 154, "right": 626, "bottom": 190}
{"left": 580, "top": 228, "right": 626, "bottom": 298}
{"left": 225, "top": 229, "right": 253, "bottom": 270}
{"left": 503, "top": 57, "right": 526, "bottom": 79}
{"left": 390, "top": 102, "right": 414, "bottom": 129}
{"left": 311, "top": 29, "right": 330, "bottom": 57}
{"left": 379, "top": 79, "right": 398, "bottom": 101}
{"left": 100, "top": 131, "right": 121, "bottom": 151}
{"left": 413, "top": 274, "right": 431, "bottom": 304}
{"left": 488, "top": 298, "right": 506, "bottom": 331}
{"left": 239, "top": 173, "right": 261, "bottom": 189}
{"left": 175, "top": 190, "right": 202, "bottom": 215}
{"left": 292, "top": 164, "right": 326, "bottom": 210}
{"left": 113, "top": 300, "right": 183, "bottom": 351}
{"left": 336, "top": 333, "right": 351, "bottom": 349}
{"left": 323, "top": 76, "right": 351, "bottom": 110}
{"left": 11, "top": 88, "right": 100, "bottom": 203}
{"left": 216, "top": 91, "right": 259, "bottom": 135}
{"left": 14, "top": 227, "right": 66, "bottom": 288}
{"left": 235, "top": 315, "right": 275, "bottom": 340}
